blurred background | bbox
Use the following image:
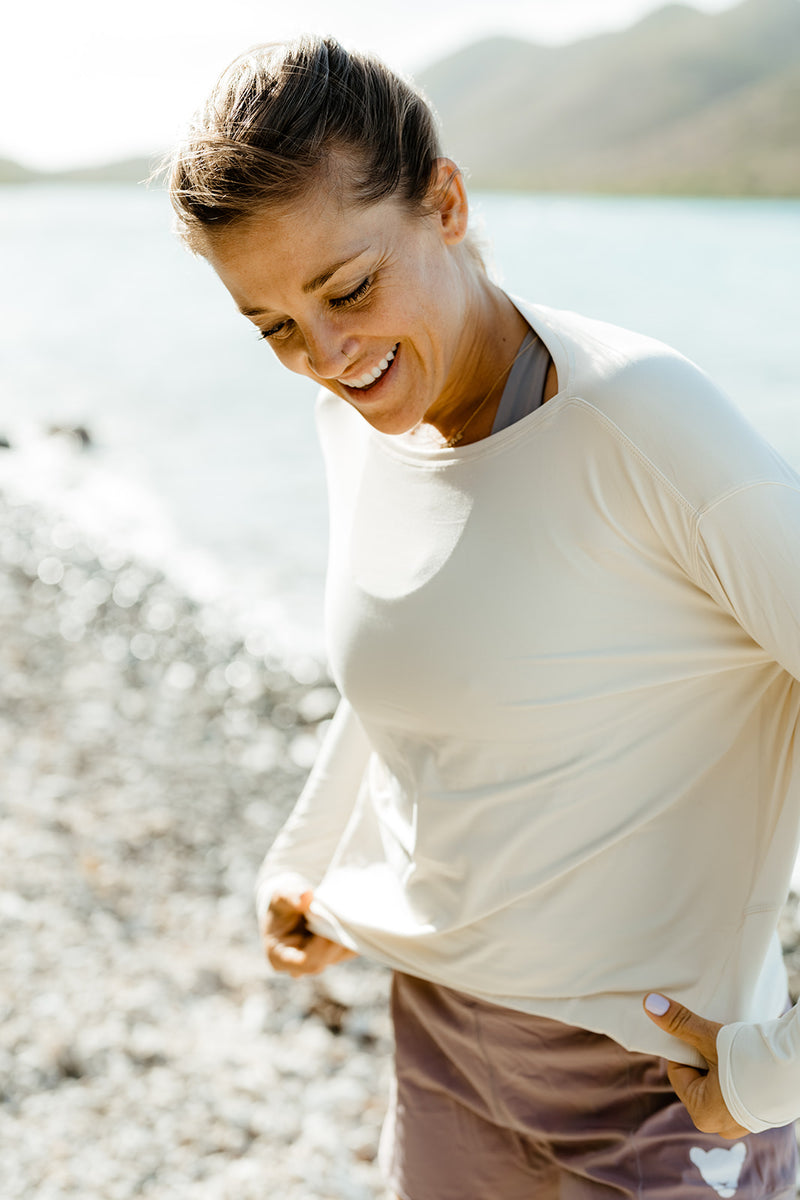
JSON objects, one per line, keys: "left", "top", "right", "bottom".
{"left": 1, "top": 2, "right": 799, "bottom": 1198}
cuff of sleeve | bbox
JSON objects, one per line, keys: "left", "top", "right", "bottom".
{"left": 717, "top": 1023, "right": 772, "bottom": 1133}
{"left": 717, "top": 1016, "right": 800, "bottom": 1133}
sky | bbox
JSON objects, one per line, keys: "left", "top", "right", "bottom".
{"left": 3, "top": 0, "right": 741, "bottom": 171}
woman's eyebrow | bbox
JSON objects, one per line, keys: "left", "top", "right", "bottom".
{"left": 302, "top": 248, "right": 369, "bottom": 294}
{"left": 239, "top": 247, "right": 371, "bottom": 318}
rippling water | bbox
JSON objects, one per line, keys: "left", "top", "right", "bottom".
{"left": 1, "top": 185, "right": 798, "bottom": 656}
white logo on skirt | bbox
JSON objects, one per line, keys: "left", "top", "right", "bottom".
{"left": 689, "top": 1144, "right": 747, "bottom": 1197}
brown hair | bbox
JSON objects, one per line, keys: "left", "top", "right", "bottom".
{"left": 167, "top": 35, "right": 444, "bottom": 247}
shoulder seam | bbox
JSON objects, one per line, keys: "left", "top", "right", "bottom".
{"left": 569, "top": 397, "right": 697, "bottom": 516}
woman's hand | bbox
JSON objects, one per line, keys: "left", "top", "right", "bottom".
{"left": 262, "top": 889, "right": 358, "bottom": 978}
{"left": 643, "top": 993, "right": 748, "bottom": 1139}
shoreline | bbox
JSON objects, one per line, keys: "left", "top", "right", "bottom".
{"left": 0, "top": 431, "right": 328, "bottom": 668}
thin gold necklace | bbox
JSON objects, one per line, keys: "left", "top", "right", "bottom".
{"left": 444, "top": 332, "right": 536, "bottom": 448}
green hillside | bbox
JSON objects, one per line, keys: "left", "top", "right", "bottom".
{"left": 0, "top": 156, "right": 157, "bottom": 186}
{"left": 0, "top": 156, "right": 40, "bottom": 183}
{"left": 1, "top": 0, "right": 797, "bottom": 195}
{"left": 51, "top": 157, "right": 157, "bottom": 184}
{"left": 416, "top": 0, "right": 800, "bottom": 194}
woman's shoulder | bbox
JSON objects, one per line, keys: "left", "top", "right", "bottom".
{"left": 519, "top": 300, "right": 799, "bottom": 503}
{"left": 517, "top": 299, "right": 719, "bottom": 409}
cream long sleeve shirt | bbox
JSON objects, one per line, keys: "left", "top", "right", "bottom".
{"left": 257, "top": 301, "right": 800, "bottom": 1132}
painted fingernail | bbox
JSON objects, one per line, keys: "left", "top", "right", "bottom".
{"left": 645, "top": 993, "right": 670, "bottom": 1016}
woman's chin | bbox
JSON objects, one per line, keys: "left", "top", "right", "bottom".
{"left": 336, "top": 392, "right": 422, "bottom": 436}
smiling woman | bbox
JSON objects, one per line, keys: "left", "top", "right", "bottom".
{"left": 166, "top": 33, "right": 800, "bottom": 1200}
{"left": 195, "top": 173, "right": 528, "bottom": 439}
{"left": 170, "top": 40, "right": 530, "bottom": 442}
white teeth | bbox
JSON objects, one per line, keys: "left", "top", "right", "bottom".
{"left": 340, "top": 345, "right": 398, "bottom": 389}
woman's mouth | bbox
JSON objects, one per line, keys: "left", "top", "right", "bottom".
{"left": 338, "top": 344, "right": 399, "bottom": 393}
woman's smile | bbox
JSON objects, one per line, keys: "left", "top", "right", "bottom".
{"left": 337, "top": 343, "right": 398, "bottom": 391}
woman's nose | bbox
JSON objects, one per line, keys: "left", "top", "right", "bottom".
{"left": 306, "top": 328, "right": 359, "bottom": 379}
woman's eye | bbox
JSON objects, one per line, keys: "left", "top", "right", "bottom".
{"left": 259, "top": 320, "right": 293, "bottom": 342}
{"left": 330, "top": 278, "right": 371, "bottom": 309}
{"left": 258, "top": 278, "right": 371, "bottom": 342}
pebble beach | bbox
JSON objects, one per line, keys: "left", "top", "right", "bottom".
{"left": 2, "top": 484, "right": 800, "bottom": 1200}
{"left": 0, "top": 488, "right": 391, "bottom": 1200}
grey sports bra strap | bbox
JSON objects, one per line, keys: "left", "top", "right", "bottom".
{"left": 491, "top": 330, "right": 552, "bottom": 435}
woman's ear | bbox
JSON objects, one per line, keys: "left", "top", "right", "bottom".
{"left": 429, "top": 157, "right": 469, "bottom": 244}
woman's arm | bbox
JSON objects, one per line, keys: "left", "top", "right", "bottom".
{"left": 688, "top": 480, "right": 800, "bottom": 1130}
{"left": 255, "top": 697, "right": 372, "bottom": 971}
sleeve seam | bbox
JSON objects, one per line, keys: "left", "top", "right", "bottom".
{"left": 692, "top": 480, "right": 800, "bottom": 597}
{"left": 696, "top": 480, "right": 800, "bottom": 524}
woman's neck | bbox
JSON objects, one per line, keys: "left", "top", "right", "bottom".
{"left": 422, "top": 279, "right": 531, "bottom": 447}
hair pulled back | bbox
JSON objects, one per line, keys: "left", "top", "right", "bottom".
{"left": 168, "top": 35, "right": 443, "bottom": 247}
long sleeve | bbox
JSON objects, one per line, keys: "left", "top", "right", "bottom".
{"left": 718, "top": 1014, "right": 800, "bottom": 1132}
{"left": 694, "top": 480, "right": 800, "bottom": 1130}
{"left": 255, "top": 698, "right": 372, "bottom": 927}
{"left": 694, "top": 480, "right": 800, "bottom": 683}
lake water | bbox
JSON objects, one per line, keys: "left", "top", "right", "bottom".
{"left": 1, "top": 185, "right": 798, "bottom": 658}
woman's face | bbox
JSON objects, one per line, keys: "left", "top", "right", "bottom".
{"left": 201, "top": 162, "right": 482, "bottom": 436}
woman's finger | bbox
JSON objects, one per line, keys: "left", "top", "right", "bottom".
{"left": 267, "top": 931, "right": 357, "bottom": 977}
{"left": 267, "top": 939, "right": 307, "bottom": 973}
{"left": 667, "top": 1060, "right": 706, "bottom": 1101}
{"left": 642, "top": 996, "right": 747, "bottom": 1138}
{"left": 666, "top": 1061, "right": 749, "bottom": 1140}
{"left": 263, "top": 890, "right": 314, "bottom": 941}
{"left": 297, "top": 935, "right": 357, "bottom": 975}
{"left": 643, "top": 993, "right": 722, "bottom": 1063}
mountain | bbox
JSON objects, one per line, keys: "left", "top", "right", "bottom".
{"left": 1, "top": 0, "right": 797, "bottom": 195}
{"left": 0, "top": 155, "right": 158, "bottom": 186}
{"left": 49, "top": 157, "right": 158, "bottom": 184}
{"left": 416, "top": 0, "right": 800, "bottom": 194}
{"left": 0, "top": 156, "right": 41, "bottom": 183}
